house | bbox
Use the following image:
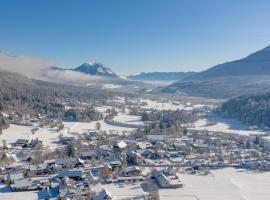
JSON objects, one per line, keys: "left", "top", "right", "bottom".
{"left": 147, "top": 134, "right": 165, "bottom": 142}
{"left": 14, "top": 139, "right": 29, "bottom": 147}
{"left": 10, "top": 178, "right": 32, "bottom": 191}
{"left": 123, "top": 166, "right": 142, "bottom": 177}
{"left": 93, "top": 189, "right": 112, "bottom": 200}
{"left": 99, "top": 145, "right": 112, "bottom": 157}
{"left": 10, "top": 177, "right": 50, "bottom": 191}
{"left": 153, "top": 170, "right": 170, "bottom": 188}
{"left": 126, "top": 150, "right": 144, "bottom": 165}
{"left": 107, "top": 160, "right": 122, "bottom": 170}
{"left": 85, "top": 131, "right": 98, "bottom": 141}
{"left": 59, "top": 136, "right": 74, "bottom": 145}
{"left": 80, "top": 150, "right": 97, "bottom": 160}
{"left": 136, "top": 141, "right": 152, "bottom": 149}
{"left": 30, "top": 138, "right": 42, "bottom": 147}
{"left": 112, "top": 141, "right": 127, "bottom": 151}
{"left": 55, "top": 159, "right": 68, "bottom": 168}
{"left": 44, "top": 159, "right": 68, "bottom": 169}
{"left": 58, "top": 169, "right": 84, "bottom": 180}
{"left": 3, "top": 172, "right": 24, "bottom": 184}
{"left": 29, "top": 164, "right": 48, "bottom": 176}
{"left": 117, "top": 176, "right": 145, "bottom": 182}
{"left": 153, "top": 170, "right": 183, "bottom": 188}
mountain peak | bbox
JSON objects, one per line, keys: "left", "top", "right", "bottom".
{"left": 75, "top": 61, "right": 119, "bottom": 78}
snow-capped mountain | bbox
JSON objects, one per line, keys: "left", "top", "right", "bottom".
{"left": 74, "top": 60, "right": 119, "bottom": 78}
{"left": 49, "top": 60, "right": 120, "bottom": 79}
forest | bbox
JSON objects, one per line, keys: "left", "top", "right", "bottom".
{"left": 219, "top": 93, "right": 270, "bottom": 128}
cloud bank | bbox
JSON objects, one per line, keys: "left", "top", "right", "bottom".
{"left": 0, "top": 52, "right": 54, "bottom": 78}
{"left": 0, "top": 51, "right": 102, "bottom": 83}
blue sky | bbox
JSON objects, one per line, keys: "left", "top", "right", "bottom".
{"left": 0, "top": 0, "right": 270, "bottom": 75}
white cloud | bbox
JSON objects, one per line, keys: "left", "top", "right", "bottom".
{"left": 43, "top": 68, "right": 102, "bottom": 83}
{"left": 0, "top": 51, "right": 104, "bottom": 84}
{"left": 0, "top": 51, "right": 54, "bottom": 78}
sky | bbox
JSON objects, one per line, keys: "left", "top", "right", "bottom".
{"left": 0, "top": 0, "right": 270, "bottom": 75}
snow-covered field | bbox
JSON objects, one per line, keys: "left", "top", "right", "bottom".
{"left": 63, "top": 120, "right": 136, "bottom": 134}
{"left": 0, "top": 185, "right": 37, "bottom": 200}
{"left": 140, "top": 99, "right": 206, "bottom": 111}
{"left": 159, "top": 168, "right": 270, "bottom": 200}
{"left": 191, "top": 113, "right": 266, "bottom": 136}
{"left": 113, "top": 114, "right": 144, "bottom": 126}
{"left": 0, "top": 124, "right": 73, "bottom": 149}
{"left": 0, "top": 120, "right": 135, "bottom": 149}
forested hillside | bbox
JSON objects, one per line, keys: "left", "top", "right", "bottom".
{"left": 0, "top": 70, "right": 112, "bottom": 122}
{"left": 219, "top": 93, "right": 270, "bottom": 128}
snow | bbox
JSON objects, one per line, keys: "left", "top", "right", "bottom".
{"left": 158, "top": 168, "right": 270, "bottom": 200}
{"left": 102, "top": 84, "right": 122, "bottom": 89}
{"left": 0, "top": 185, "right": 37, "bottom": 200}
{"left": 0, "top": 124, "right": 74, "bottom": 149}
{"left": 191, "top": 113, "right": 266, "bottom": 136}
{"left": 94, "top": 182, "right": 146, "bottom": 199}
{"left": 140, "top": 99, "right": 205, "bottom": 111}
{"left": 63, "top": 120, "right": 136, "bottom": 134}
{"left": 94, "top": 106, "right": 112, "bottom": 113}
{"left": 0, "top": 117, "right": 136, "bottom": 151}
{"left": 113, "top": 114, "right": 144, "bottom": 126}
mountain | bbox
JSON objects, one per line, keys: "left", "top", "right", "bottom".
{"left": 74, "top": 61, "right": 119, "bottom": 78}
{"left": 49, "top": 60, "right": 120, "bottom": 79}
{"left": 185, "top": 45, "right": 270, "bottom": 80}
{"left": 127, "top": 72, "right": 196, "bottom": 81}
{"left": 159, "top": 45, "right": 270, "bottom": 98}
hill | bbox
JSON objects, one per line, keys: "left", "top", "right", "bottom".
{"left": 185, "top": 45, "right": 270, "bottom": 80}
{"left": 218, "top": 93, "right": 270, "bottom": 128}
{"left": 160, "top": 45, "right": 270, "bottom": 98}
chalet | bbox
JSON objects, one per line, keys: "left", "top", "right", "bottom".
{"left": 58, "top": 169, "right": 84, "bottom": 180}
{"left": 55, "top": 159, "right": 68, "bottom": 168}
{"left": 147, "top": 134, "right": 165, "bottom": 142}
{"left": 29, "top": 164, "right": 48, "bottom": 176}
{"left": 10, "top": 177, "right": 50, "bottom": 191}
{"left": 3, "top": 172, "right": 24, "bottom": 184}
{"left": 153, "top": 170, "right": 183, "bottom": 188}
{"left": 44, "top": 159, "right": 68, "bottom": 169}
{"left": 93, "top": 189, "right": 112, "bottom": 200}
{"left": 10, "top": 178, "right": 32, "bottom": 191}
{"left": 126, "top": 150, "right": 144, "bottom": 165}
{"left": 99, "top": 145, "right": 112, "bottom": 157}
{"left": 136, "top": 141, "right": 153, "bottom": 149}
{"left": 123, "top": 166, "right": 142, "bottom": 176}
{"left": 80, "top": 150, "right": 97, "bottom": 160}
{"left": 117, "top": 176, "right": 145, "bottom": 182}
{"left": 85, "top": 131, "right": 99, "bottom": 141}
{"left": 112, "top": 141, "right": 127, "bottom": 151}
{"left": 107, "top": 160, "right": 122, "bottom": 170}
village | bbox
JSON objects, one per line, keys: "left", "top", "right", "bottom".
{"left": 1, "top": 96, "right": 270, "bottom": 200}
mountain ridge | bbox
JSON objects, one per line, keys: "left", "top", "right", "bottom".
{"left": 127, "top": 71, "right": 196, "bottom": 81}
{"left": 184, "top": 45, "right": 270, "bottom": 80}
